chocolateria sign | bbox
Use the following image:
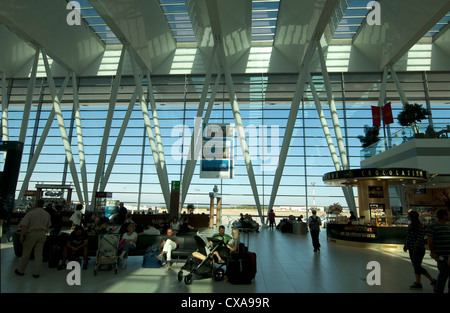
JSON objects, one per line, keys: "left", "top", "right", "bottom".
{"left": 323, "top": 168, "right": 428, "bottom": 185}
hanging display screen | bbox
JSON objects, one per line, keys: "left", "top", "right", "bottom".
{"left": 200, "top": 123, "right": 234, "bottom": 179}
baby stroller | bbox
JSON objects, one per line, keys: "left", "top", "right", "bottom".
{"left": 94, "top": 233, "right": 120, "bottom": 276}
{"left": 177, "top": 234, "right": 226, "bottom": 285}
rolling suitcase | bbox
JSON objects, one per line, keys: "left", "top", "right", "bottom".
{"left": 226, "top": 251, "right": 257, "bottom": 284}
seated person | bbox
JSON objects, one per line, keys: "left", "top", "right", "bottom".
{"left": 246, "top": 214, "right": 260, "bottom": 232}
{"left": 139, "top": 223, "right": 161, "bottom": 235}
{"left": 58, "top": 226, "right": 89, "bottom": 270}
{"left": 178, "top": 217, "right": 197, "bottom": 234}
{"left": 194, "top": 228, "right": 239, "bottom": 263}
{"left": 211, "top": 225, "right": 233, "bottom": 264}
{"left": 118, "top": 223, "right": 138, "bottom": 269}
{"left": 156, "top": 228, "right": 179, "bottom": 270}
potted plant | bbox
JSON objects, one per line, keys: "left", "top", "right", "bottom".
{"left": 328, "top": 203, "right": 343, "bottom": 215}
{"left": 357, "top": 125, "right": 380, "bottom": 148}
{"left": 397, "top": 103, "right": 431, "bottom": 134}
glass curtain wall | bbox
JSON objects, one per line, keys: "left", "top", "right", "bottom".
{"left": 1, "top": 72, "right": 449, "bottom": 211}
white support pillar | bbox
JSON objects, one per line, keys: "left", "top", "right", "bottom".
{"left": 16, "top": 73, "right": 70, "bottom": 208}
{"left": 100, "top": 87, "right": 138, "bottom": 191}
{"left": 317, "top": 42, "right": 357, "bottom": 213}
{"left": 308, "top": 73, "right": 355, "bottom": 213}
{"left": 146, "top": 71, "right": 169, "bottom": 196}
{"left": 1, "top": 72, "right": 9, "bottom": 143}
{"left": 180, "top": 45, "right": 218, "bottom": 207}
{"left": 128, "top": 45, "right": 171, "bottom": 208}
{"left": 72, "top": 72, "right": 89, "bottom": 206}
{"left": 308, "top": 74, "right": 341, "bottom": 171}
{"left": 180, "top": 71, "right": 222, "bottom": 209}
{"left": 92, "top": 46, "right": 126, "bottom": 200}
{"left": 19, "top": 48, "right": 40, "bottom": 144}
{"left": 390, "top": 66, "right": 408, "bottom": 107}
{"left": 317, "top": 42, "right": 349, "bottom": 170}
{"left": 41, "top": 50, "right": 83, "bottom": 203}
{"left": 216, "top": 39, "right": 263, "bottom": 224}
{"left": 379, "top": 67, "right": 389, "bottom": 108}
{"left": 268, "top": 39, "right": 319, "bottom": 215}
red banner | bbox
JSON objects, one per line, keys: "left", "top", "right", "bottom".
{"left": 371, "top": 106, "right": 381, "bottom": 127}
{"left": 383, "top": 102, "right": 394, "bottom": 124}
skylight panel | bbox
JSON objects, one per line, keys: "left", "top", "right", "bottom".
{"left": 252, "top": 0, "right": 280, "bottom": 45}
{"left": 158, "top": 0, "right": 196, "bottom": 44}
{"left": 331, "top": 0, "right": 368, "bottom": 40}
{"left": 67, "top": 0, "right": 121, "bottom": 46}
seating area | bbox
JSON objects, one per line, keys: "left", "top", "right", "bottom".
{"left": 2, "top": 225, "right": 441, "bottom": 293}
{"left": 11, "top": 230, "right": 202, "bottom": 260}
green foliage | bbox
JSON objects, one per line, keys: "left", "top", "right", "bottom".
{"left": 397, "top": 103, "right": 430, "bottom": 127}
{"left": 357, "top": 125, "right": 380, "bottom": 148}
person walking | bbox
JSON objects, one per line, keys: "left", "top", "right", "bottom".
{"left": 268, "top": 209, "right": 276, "bottom": 229}
{"left": 403, "top": 210, "right": 436, "bottom": 290}
{"left": 427, "top": 209, "right": 450, "bottom": 293}
{"left": 15, "top": 199, "right": 51, "bottom": 278}
{"left": 308, "top": 210, "right": 322, "bottom": 252}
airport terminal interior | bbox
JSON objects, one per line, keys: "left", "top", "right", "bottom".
{"left": 1, "top": 0, "right": 449, "bottom": 295}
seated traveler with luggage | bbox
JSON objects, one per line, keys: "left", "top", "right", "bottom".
{"left": 156, "top": 228, "right": 179, "bottom": 270}
{"left": 211, "top": 225, "right": 237, "bottom": 264}
{"left": 58, "top": 226, "right": 89, "bottom": 270}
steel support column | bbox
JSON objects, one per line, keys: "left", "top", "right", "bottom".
{"left": 317, "top": 41, "right": 357, "bottom": 214}
{"left": 92, "top": 46, "right": 126, "bottom": 201}
{"left": 19, "top": 48, "right": 40, "bottom": 144}
{"left": 180, "top": 45, "right": 219, "bottom": 208}
{"left": 72, "top": 73, "right": 89, "bottom": 206}
{"left": 100, "top": 88, "right": 138, "bottom": 191}
{"left": 216, "top": 39, "right": 263, "bottom": 224}
{"left": 390, "top": 66, "right": 408, "bottom": 106}
{"left": 128, "top": 45, "right": 170, "bottom": 209}
{"left": 267, "top": 38, "right": 319, "bottom": 216}
{"left": 1, "top": 72, "right": 9, "bottom": 142}
{"left": 41, "top": 49, "right": 83, "bottom": 203}
{"left": 16, "top": 73, "right": 70, "bottom": 208}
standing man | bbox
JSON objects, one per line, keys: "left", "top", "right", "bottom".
{"left": 427, "top": 209, "right": 450, "bottom": 293}
{"left": 308, "top": 210, "right": 322, "bottom": 252}
{"left": 15, "top": 199, "right": 51, "bottom": 278}
{"left": 116, "top": 202, "right": 128, "bottom": 225}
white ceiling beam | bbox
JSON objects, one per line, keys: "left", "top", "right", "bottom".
{"left": 353, "top": 0, "right": 450, "bottom": 70}
{"left": 0, "top": 0, "right": 104, "bottom": 75}
{"left": 274, "top": 0, "right": 341, "bottom": 71}
{"left": 0, "top": 25, "right": 36, "bottom": 77}
{"left": 90, "top": 0, "right": 177, "bottom": 73}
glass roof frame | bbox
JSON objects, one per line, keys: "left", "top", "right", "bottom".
{"left": 66, "top": 0, "right": 449, "bottom": 49}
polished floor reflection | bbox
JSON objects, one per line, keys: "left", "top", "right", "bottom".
{"left": 0, "top": 225, "right": 440, "bottom": 293}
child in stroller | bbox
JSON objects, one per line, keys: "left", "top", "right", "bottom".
{"left": 178, "top": 228, "right": 239, "bottom": 285}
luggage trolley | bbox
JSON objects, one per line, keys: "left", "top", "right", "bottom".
{"left": 94, "top": 233, "right": 120, "bottom": 275}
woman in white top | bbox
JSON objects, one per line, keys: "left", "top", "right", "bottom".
{"left": 119, "top": 224, "right": 138, "bottom": 268}
{"left": 170, "top": 217, "right": 181, "bottom": 234}
{"left": 69, "top": 204, "right": 83, "bottom": 229}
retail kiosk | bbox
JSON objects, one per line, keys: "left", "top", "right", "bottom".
{"left": 323, "top": 167, "right": 428, "bottom": 247}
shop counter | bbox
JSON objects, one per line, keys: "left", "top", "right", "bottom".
{"left": 130, "top": 213, "right": 210, "bottom": 229}
{"left": 326, "top": 223, "right": 407, "bottom": 246}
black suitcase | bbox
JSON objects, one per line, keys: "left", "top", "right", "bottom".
{"left": 226, "top": 251, "right": 256, "bottom": 284}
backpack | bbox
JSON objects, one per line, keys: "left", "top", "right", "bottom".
{"left": 309, "top": 216, "right": 320, "bottom": 231}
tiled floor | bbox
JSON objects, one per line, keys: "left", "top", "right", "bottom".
{"left": 0, "top": 225, "right": 441, "bottom": 294}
